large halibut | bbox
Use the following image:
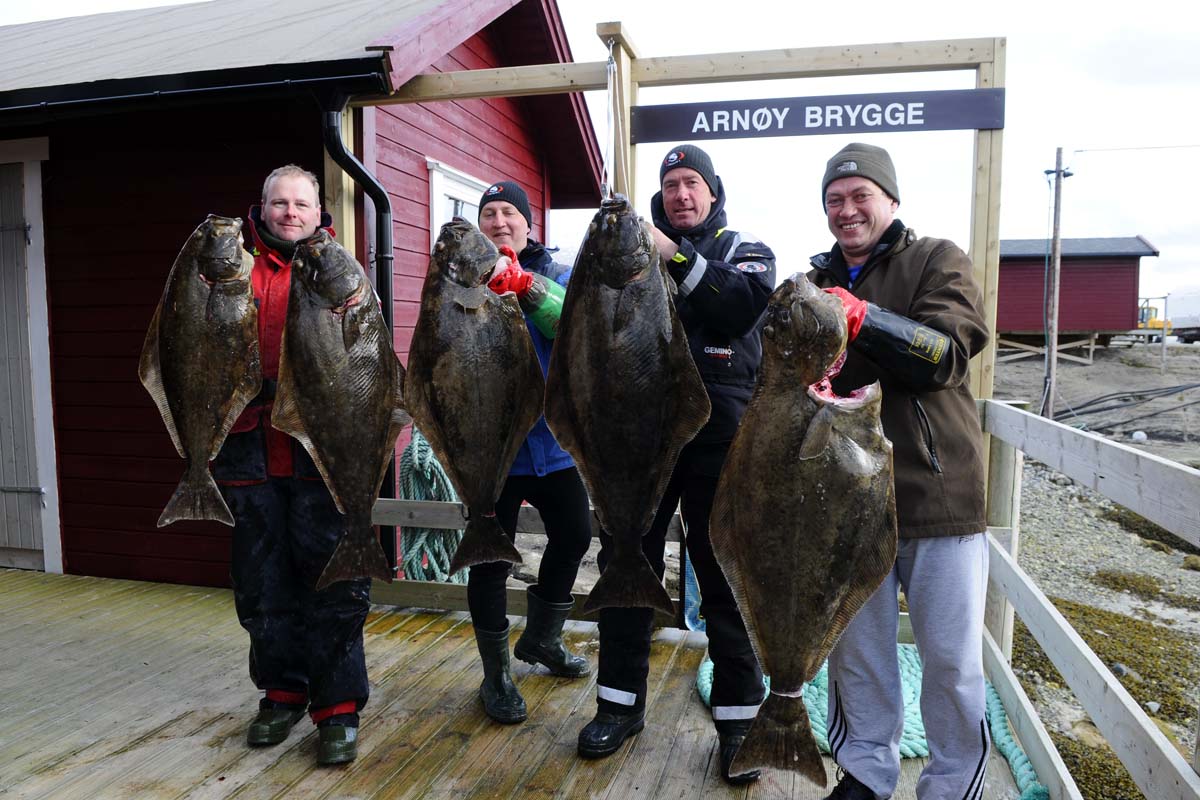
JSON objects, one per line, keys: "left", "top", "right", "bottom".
{"left": 545, "top": 195, "right": 710, "bottom": 615}
{"left": 272, "top": 230, "right": 409, "bottom": 589}
{"left": 139, "top": 215, "right": 261, "bottom": 527}
{"left": 404, "top": 218, "right": 542, "bottom": 575}
{"left": 710, "top": 272, "right": 897, "bottom": 785}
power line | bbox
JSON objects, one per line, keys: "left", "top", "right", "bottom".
{"left": 1074, "top": 144, "right": 1200, "bottom": 154}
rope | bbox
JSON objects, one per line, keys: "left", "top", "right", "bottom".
{"left": 397, "top": 427, "right": 466, "bottom": 583}
{"left": 695, "top": 643, "right": 1049, "bottom": 795}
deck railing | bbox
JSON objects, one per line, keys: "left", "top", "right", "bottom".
{"left": 369, "top": 399, "right": 1200, "bottom": 800}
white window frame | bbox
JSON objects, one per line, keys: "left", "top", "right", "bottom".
{"left": 426, "top": 158, "right": 489, "bottom": 238}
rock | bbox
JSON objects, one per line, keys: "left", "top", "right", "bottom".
{"left": 1142, "top": 539, "right": 1173, "bottom": 553}
{"left": 1184, "top": 555, "right": 1200, "bottom": 572}
{"left": 1145, "top": 701, "right": 1161, "bottom": 714}
{"left": 1070, "top": 719, "right": 1109, "bottom": 749}
{"left": 1130, "top": 430, "right": 1148, "bottom": 442}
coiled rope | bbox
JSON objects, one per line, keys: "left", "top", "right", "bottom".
{"left": 398, "top": 427, "right": 466, "bottom": 583}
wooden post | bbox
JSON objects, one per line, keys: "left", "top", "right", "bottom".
{"left": 596, "top": 22, "right": 638, "bottom": 199}
{"left": 322, "top": 110, "right": 358, "bottom": 260}
{"left": 1044, "top": 147, "right": 1065, "bottom": 419}
{"left": 983, "top": 400, "right": 1025, "bottom": 660}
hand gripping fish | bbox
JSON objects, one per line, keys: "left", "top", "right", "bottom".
{"left": 272, "top": 231, "right": 409, "bottom": 589}
{"left": 404, "top": 218, "right": 543, "bottom": 575}
{"left": 710, "top": 272, "right": 898, "bottom": 785}
{"left": 545, "top": 195, "right": 710, "bottom": 615}
{"left": 139, "top": 215, "right": 261, "bottom": 527}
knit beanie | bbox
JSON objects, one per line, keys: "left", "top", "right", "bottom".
{"left": 478, "top": 180, "right": 531, "bottom": 229}
{"left": 822, "top": 143, "right": 900, "bottom": 205}
{"left": 660, "top": 144, "right": 717, "bottom": 196}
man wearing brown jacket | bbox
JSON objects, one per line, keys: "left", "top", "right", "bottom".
{"left": 808, "top": 143, "right": 991, "bottom": 800}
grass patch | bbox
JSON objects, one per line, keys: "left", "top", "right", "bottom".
{"left": 1091, "top": 568, "right": 1200, "bottom": 612}
{"left": 1099, "top": 506, "right": 1200, "bottom": 556}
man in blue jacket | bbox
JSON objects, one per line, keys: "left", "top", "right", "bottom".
{"left": 466, "top": 180, "right": 593, "bottom": 724}
{"left": 576, "top": 145, "right": 777, "bottom": 785}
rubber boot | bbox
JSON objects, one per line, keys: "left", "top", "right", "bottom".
{"left": 514, "top": 592, "right": 591, "bottom": 678}
{"left": 718, "top": 719, "right": 760, "bottom": 785}
{"left": 475, "top": 624, "right": 527, "bottom": 724}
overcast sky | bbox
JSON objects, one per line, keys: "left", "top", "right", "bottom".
{"left": 4, "top": 0, "right": 1198, "bottom": 299}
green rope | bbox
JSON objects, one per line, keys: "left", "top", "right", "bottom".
{"left": 696, "top": 643, "right": 1049, "bottom": 797}
{"left": 398, "top": 427, "right": 466, "bottom": 583}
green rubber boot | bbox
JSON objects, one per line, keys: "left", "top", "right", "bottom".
{"left": 475, "top": 624, "right": 527, "bottom": 724}
{"left": 246, "top": 704, "right": 306, "bottom": 746}
{"left": 514, "top": 592, "right": 590, "bottom": 678}
{"left": 316, "top": 724, "right": 358, "bottom": 765}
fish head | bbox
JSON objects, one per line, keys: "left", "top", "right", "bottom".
{"left": 431, "top": 217, "right": 500, "bottom": 288}
{"left": 194, "top": 214, "right": 249, "bottom": 282}
{"left": 580, "top": 194, "right": 656, "bottom": 288}
{"left": 762, "top": 272, "right": 848, "bottom": 384}
{"left": 291, "top": 229, "right": 363, "bottom": 308}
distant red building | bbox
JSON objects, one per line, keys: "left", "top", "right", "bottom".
{"left": 997, "top": 237, "right": 1159, "bottom": 335}
{"left": 0, "top": 0, "right": 600, "bottom": 585}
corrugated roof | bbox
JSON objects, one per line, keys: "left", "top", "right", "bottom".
{"left": 0, "top": 0, "right": 444, "bottom": 93}
{"left": 1000, "top": 236, "right": 1159, "bottom": 259}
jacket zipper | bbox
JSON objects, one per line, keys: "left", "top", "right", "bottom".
{"left": 911, "top": 397, "right": 943, "bottom": 473}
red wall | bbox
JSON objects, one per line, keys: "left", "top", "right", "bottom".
{"left": 374, "top": 31, "right": 548, "bottom": 364}
{"left": 997, "top": 258, "right": 1140, "bottom": 333}
{"left": 42, "top": 99, "right": 325, "bottom": 586}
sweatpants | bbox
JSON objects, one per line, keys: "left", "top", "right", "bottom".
{"left": 594, "top": 443, "right": 765, "bottom": 732}
{"left": 467, "top": 467, "right": 592, "bottom": 631}
{"left": 826, "top": 533, "right": 990, "bottom": 800}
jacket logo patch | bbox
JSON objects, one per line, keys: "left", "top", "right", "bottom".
{"left": 735, "top": 261, "right": 768, "bottom": 273}
{"left": 703, "top": 346, "right": 734, "bottom": 360}
{"left": 908, "top": 328, "right": 948, "bottom": 364}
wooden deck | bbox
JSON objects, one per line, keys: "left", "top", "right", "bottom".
{"left": 0, "top": 569, "right": 1020, "bottom": 799}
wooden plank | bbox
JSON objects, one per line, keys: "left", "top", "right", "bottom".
{"left": 987, "top": 537, "right": 1200, "bottom": 799}
{"left": 362, "top": 61, "right": 610, "bottom": 105}
{"left": 597, "top": 21, "right": 638, "bottom": 199}
{"left": 982, "top": 627, "right": 1084, "bottom": 800}
{"left": 981, "top": 399, "right": 1200, "bottom": 548}
{"left": 984, "top": 399, "right": 1023, "bottom": 659}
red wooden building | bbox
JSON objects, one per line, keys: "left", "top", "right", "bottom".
{"left": 997, "top": 236, "right": 1159, "bottom": 335}
{"left": 0, "top": 0, "right": 600, "bottom": 585}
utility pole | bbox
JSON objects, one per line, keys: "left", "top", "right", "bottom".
{"left": 1044, "top": 148, "right": 1071, "bottom": 419}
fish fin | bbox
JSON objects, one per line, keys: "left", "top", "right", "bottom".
{"left": 542, "top": 346, "right": 581, "bottom": 460}
{"left": 315, "top": 516, "right": 393, "bottom": 590}
{"left": 582, "top": 549, "right": 674, "bottom": 616}
{"left": 158, "top": 460, "right": 233, "bottom": 527}
{"left": 731, "top": 693, "right": 827, "bottom": 786}
{"left": 447, "top": 514, "right": 522, "bottom": 576}
{"left": 271, "top": 344, "right": 346, "bottom": 515}
{"left": 798, "top": 405, "right": 836, "bottom": 460}
{"left": 137, "top": 303, "right": 185, "bottom": 458}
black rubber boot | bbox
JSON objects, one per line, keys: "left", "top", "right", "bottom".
{"left": 475, "top": 624, "right": 527, "bottom": 724}
{"left": 718, "top": 720, "right": 760, "bottom": 785}
{"left": 514, "top": 592, "right": 590, "bottom": 678}
{"left": 577, "top": 709, "right": 645, "bottom": 758}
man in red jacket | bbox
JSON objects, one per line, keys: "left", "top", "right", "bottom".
{"left": 212, "top": 164, "right": 369, "bottom": 766}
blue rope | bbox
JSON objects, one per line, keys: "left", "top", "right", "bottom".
{"left": 696, "top": 643, "right": 1049, "bottom": 796}
{"left": 397, "top": 427, "right": 466, "bottom": 583}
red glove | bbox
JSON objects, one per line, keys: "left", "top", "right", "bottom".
{"left": 823, "top": 286, "right": 867, "bottom": 342}
{"left": 488, "top": 261, "right": 533, "bottom": 298}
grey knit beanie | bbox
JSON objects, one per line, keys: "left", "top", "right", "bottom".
{"left": 822, "top": 143, "right": 900, "bottom": 205}
{"left": 660, "top": 144, "right": 718, "bottom": 196}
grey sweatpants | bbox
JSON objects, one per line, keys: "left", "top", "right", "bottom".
{"left": 826, "top": 533, "right": 991, "bottom": 800}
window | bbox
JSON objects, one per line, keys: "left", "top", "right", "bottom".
{"left": 427, "top": 158, "right": 488, "bottom": 237}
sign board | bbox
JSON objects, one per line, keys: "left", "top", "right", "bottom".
{"left": 630, "top": 88, "right": 1004, "bottom": 143}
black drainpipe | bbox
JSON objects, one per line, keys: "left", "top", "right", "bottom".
{"left": 321, "top": 93, "right": 399, "bottom": 574}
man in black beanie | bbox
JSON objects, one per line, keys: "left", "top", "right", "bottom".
{"left": 809, "top": 142, "right": 991, "bottom": 800}
{"left": 577, "top": 143, "right": 776, "bottom": 786}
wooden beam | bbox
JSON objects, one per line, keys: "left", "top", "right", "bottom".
{"left": 981, "top": 400, "right": 1200, "bottom": 548}
{"left": 367, "top": 37, "right": 997, "bottom": 106}
{"left": 987, "top": 537, "right": 1200, "bottom": 799}
{"left": 322, "top": 110, "right": 357, "bottom": 260}
{"left": 983, "top": 399, "right": 1023, "bottom": 660}
{"left": 982, "top": 627, "right": 1085, "bottom": 800}
{"left": 597, "top": 21, "right": 638, "bottom": 198}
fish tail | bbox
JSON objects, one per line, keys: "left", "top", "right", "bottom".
{"left": 315, "top": 516, "right": 393, "bottom": 590}
{"left": 582, "top": 550, "right": 674, "bottom": 616}
{"left": 447, "top": 513, "right": 522, "bottom": 577}
{"left": 730, "top": 692, "right": 827, "bottom": 786}
{"left": 157, "top": 462, "right": 233, "bottom": 527}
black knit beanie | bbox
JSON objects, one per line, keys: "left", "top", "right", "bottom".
{"left": 478, "top": 180, "right": 532, "bottom": 229}
{"left": 659, "top": 144, "right": 717, "bottom": 196}
{"left": 822, "top": 143, "right": 900, "bottom": 205}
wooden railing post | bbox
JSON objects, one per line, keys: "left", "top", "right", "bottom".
{"left": 596, "top": 22, "right": 639, "bottom": 200}
{"left": 983, "top": 400, "right": 1024, "bottom": 660}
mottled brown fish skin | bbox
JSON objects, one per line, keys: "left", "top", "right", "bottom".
{"left": 272, "top": 230, "right": 409, "bottom": 589}
{"left": 711, "top": 273, "right": 898, "bottom": 785}
{"left": 404, "top": 218, "right": 542, "bottom": 575}
{"left": 138, "top": 215, "right": 261, "bottom": 527}
{"left": 544, "top": 195, "right": 710, "bottom": 615}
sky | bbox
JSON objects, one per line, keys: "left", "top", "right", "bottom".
{"left": 4, "top": 0, "right": 1199, "bottom": 300}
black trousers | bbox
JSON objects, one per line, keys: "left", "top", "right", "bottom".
{"left": 223, "top": 476, "right": 371, "bottom": 711}
{"left": 595, "top": 443, "right": 764, "bottom": 731}
{"left": 467, "top": 467, "right": 592, "bottom": 632}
